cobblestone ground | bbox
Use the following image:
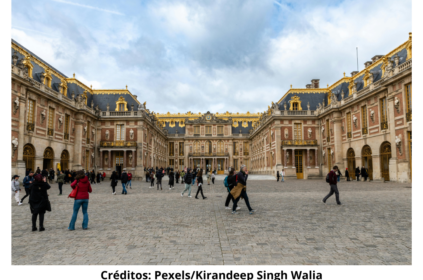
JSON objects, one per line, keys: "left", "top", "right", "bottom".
{"left": 11, "top": 178, "right": 411, "bottom": 265}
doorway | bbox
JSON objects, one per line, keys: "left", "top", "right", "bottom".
{"left": 23, "top": 144, "right": 35, "bottom": 173}
{"left": 43, "top": 147, "right": 54, "bottom": 170}
{"left": 115, "top": 151, "right": 123, "bottom": 179}
{"left": 362, "top": 145, "right": 373, "bottom": 180}
{"left": 217, "top": 159, "right": 225, "bottom": 174}
{"left": 60, "top": 150, "right": 69, "bottom": 171}
{"left": 205, "top": 159, "right": 211, "bottom": 174}
{"left": 193, "top": 159, "right": 201, "bottom": 169}
{"left": 295, "top": 150, "right": 303, "bottom": 179}
{"left": 380, "top": 142, "right": 391, "bottom": 181}
{"left": 347, "top": 148, "right": 356, "bottom": 180}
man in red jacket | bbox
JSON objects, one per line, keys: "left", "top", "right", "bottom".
{"left": 322, "top": 165, "right": 342, "bottom": 205}
{"left": 128, "top": 172, "right": 132, "bottom": 189}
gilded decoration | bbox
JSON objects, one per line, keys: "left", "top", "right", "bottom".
{"left": 115, "top": 96, "right": 128, "bottom": 111}
{"left": 82, "top": 91, "right": 88, "bottom": 105}
{"left": 289, "top": 96, "right": 303, "bottom": 111}
{"left": 22, "top": 55, "right": 34, "bottom": 77}
{"left": 100, "top": 141, "right": 137, "bottom": 147}
{"left": 405, "top": 32, "right": 412, "bottom": 60}
{"left": 363, "top": 69, "right": 371, "bottom": 87}
{"left": 282, "top": 140, "right": 317, "bottom": 146}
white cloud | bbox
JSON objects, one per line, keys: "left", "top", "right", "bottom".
{"left": 52, "top": 0, "right": 124, "bottom": 15}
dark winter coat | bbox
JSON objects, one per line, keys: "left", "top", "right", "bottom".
{"left": 355, "top": 167, "right": 360, "bottom": 176}
{"left": 169, "top": 171, "right": 175, "bottom": 185}
{"left": 110, "top": 173, "right": 118, "bottom": 187}
{"left": 121, "top": 172, "right": 129, "bottom": 183}
{"left": 29, "top": 181, "right": 51, "bottom": 214}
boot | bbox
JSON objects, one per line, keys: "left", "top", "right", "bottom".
{"left": 39, "top": 213, "right": 45, "bottom": 231}
{"left": 32, "top": 214, "right": 37, "bottom": 231}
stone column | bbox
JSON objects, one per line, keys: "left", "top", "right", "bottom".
{"left": 307, "top": 149, "right": 310, "bottom": 168}
{"left": 16, "top": 92, "right": 27, "bottom": 178}
{"left": 73, "top": 113, "right": 84, "bottom": 170}
{"left": 100, "top": 150, "right": 103, "bottom": 169}
{"left": 387, "top": 95, "right": 398, "bottom": 181}
{"left": 292, "top": 148, "right": 296, "bottom": 168}
{"left": 123, "top": 150, "right": 127, "bottom": 168}
{"left": 132, "top": 150, "right": 136, "bottom": 168}
{"left": 314, "top": 149, "right": 319, "bottom": 168}
{"left": 332, "top": 111, "right": 344, "bottom": 171}
{"left": 275, "top": 126, "right": 282, "bottom": 172}
{"left": 108, "top": 150, "right": 112, "bottom": 169}
{"left": 283, "top": 149, "right": 287, "bottom": 167}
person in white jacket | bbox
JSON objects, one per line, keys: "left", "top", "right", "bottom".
{"left": 281, "top": 169, "right": 285, "bottom": 182}
{"left": 11, "top": 175, "right": 22, "bottom": 205}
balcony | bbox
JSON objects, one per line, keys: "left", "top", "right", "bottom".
{"left": 233, "top": 152, "right": 239, "bottom": 156}
{"left": 217, "top": 133, "right": 224, "bottom": 136}
{"left": 64, "top": 133, "right": 69, "bottom": 140}
{"left": 244, "top": 152, "right": 249, "bottom": 156}
{"left": 406, "top": 111, "right": 412, "bottom": 122}
{"left": 48, "top": 128, "right": 54, "bottom": 136}
{"left": 101, "top": 111, "right": 139, "bottom": 117}
{"left": 27, "top": 122, "right": 34, "bottom": 132}
{"left": 327, "top": 136, "right": 330, "bottom": 143}
{"left": 282, "top": 140, "right": 318, "bottom": 146}
{"left": 87, "top": 138, "right": 90, "bottom": 143}
{"left": 380, "top": 121, "right": 388, "bottom": 130}
{"left": 188, "top": 152, "right": 229, "bottom": 157}
{"left": 347, "top": 132, "right": 352, "bottom": 139}
{"left": 100, "top": 141, "right": 137, "bottom": 147}
{"left": 194, "top": 134, "right": 200, "bottom": 137}
{"left": 362, "top": 127, "right": 368, "bottom": 135}
{"left": 205, "top": 134, "right": 212, "bottom": 136}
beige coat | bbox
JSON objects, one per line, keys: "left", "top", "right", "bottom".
{"left": 230, "top": 182, "right": 246, "bottom": 200}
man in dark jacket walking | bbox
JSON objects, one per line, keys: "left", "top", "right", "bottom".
{"left": 21, "top": 171, "right": 34, "bottom": 203}
{"left": 230, "top": 165, "right": 255, "bottom": 215}
{"left": 181, "top": 169, "right": 193, "bottom": 197}
{"left": 322, "top": 165, "right": 342, "bottom": 205}
{"left": 355, "top": 167, "right": 360, "bottom": 181}
{"left": 121, "top": 169, "right": 129, "bottom": 195}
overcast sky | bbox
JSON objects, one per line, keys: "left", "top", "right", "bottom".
{"left": 11, "top": 0, "right": 411, "bottom": 114}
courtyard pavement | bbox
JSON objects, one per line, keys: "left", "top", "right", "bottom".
{"left": 11, "top": 177, "right": 411, "bottom": 265}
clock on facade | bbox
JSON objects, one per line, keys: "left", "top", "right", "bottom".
{"left": 206, "top": 115, "right": 211, "bottom": 120}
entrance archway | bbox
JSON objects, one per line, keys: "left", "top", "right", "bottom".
{"left": 60, "top": 150, "right": 70, "bottom": 171}
{"left": 362, "top": 145, "right": 373, "bottom": 180}
{"left": 295, "top": 150, "right": 303, "bottom": 179}
{"left": 23, "top": 144, "right": 35, "bottom": 173}
{"left": 347, "top": 148, "right": 356, "bottom": 180}
{"left": 43, "top": 147, "right": 54, "bottom": 170}
{"left": 380, "top": 142, "right": 391, "bottom": 181}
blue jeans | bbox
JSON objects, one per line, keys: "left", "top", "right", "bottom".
{"left": 128, "top": 180, "right": 132, "bottom": 187}
{"left": 122, "top": 183, "right": 127, "bottom": 194}
{"left": 68, "top": 199, "right": 89, "bottom": 230}
{"left": 281, "top": 176, "right": 284, "bottom": 182}
{"left": 191, "top": 177, "right": 196, "bottom": 186}
{"left": 182, "top": 184, "right": 192, "bottom": 196}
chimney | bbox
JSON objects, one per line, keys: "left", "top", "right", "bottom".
{"left": 351, "top": 71, "right": 359, "bottom": 76}
{"left": 364, "top": 61, "right": 373, "bottom": 68}
{"left": 371, "top": 55, "right": 383, "bottom": 62}
{"left": 306, "top": 84, "right": 312, "bottom": 89}
{"left": 311, "top": 79, "right": 320, "bottom": 88}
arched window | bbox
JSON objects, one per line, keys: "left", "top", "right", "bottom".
{"left": 23, "top": 144, "right": 35, "bottom": 172}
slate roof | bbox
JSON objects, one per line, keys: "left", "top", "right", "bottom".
{"left": 278, "top": 92, "right": 327, "bottom": 111}
{"left": 231, "top": 121, "right": 253, "bottom": 134}
{"left": 164, "top": 122, "right": 186, "bottom": 134}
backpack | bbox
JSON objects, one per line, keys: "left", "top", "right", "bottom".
{"left": 326, "top": 173, "right": 330, "bottom": 183}
{"left": 223, "top": 176, "right": 229, "bottom": 188}
{"left": 184, "top": 174, "right": 192, "bottom": 184}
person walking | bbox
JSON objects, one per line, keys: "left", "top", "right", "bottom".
{"left": 11, "top": 175, "right": 22, "bottom": 206}
{"left": 361, "top": 167, "right": 366, "bottom": 181}
{"left": 150, "top": 171, "right": 155, "bottom": 188}
{"left": 195, "top": 170, "right": 207, "bottom": 199}
{"left": 127, "top": 172, "right": 132, "bottom": 189}
{"left": 121, "top": 169, "right": 129, "bottom": 194}
{"left": 90, "top": 170, "right": 96, "bottom": 185}
{"left": 181, "top": 169, "right": 193, "bottom": 197}
{"left": 145, "top": 169, "right": 150, "bottom": 182}
{"left": 49, "top": 169, "right": 55, "bottom": 183}
{"left": 102, "top": 171, "right": 106, "bottom": 182}
{"left": 207, "top": 173, "right": 211, "bottom": 185}
{"left": 230, "top": 165, "right": 255, "bottom": 215}
{"left": 211, "top": 172, "right": 215, "bottom": 184}
{"left": 41, "top": 168, "right": 48, "bottom": 180}
{"left": 281, "top": 169, "right": 285, "bottom": 182}
{"left": 96, "top": 172, "right": 101, "bottom": 184}
{"left": 355, "top": 166, "right": 361, "bottom": 181}
{"left": 110, "top": 171, "right": 118, "bottom": 194}
{"left": 156, "top": 168, "right": 163, "bottom": 190}
{"left": 322, "top": 165, "right": 342, "bottom": 205}
{"left": 68, "top": 170, "right": 92, "bottom": 230}
{"left": 180, "top": 170, "right": 185, "bottom": 184}
{"left": 169, "top": 169, "right": 175, "bottom": 190}
{"left": 345, "top": 168, "right": 350, "bottom": 181}
{"left": 224, "top": 169, "right": 240, "bottom": 210}
{"left": 36, "top": 167, "right": 41, "bottom": 174}
{"left": 21, "top": 171, "right": 34, "bottom": 203}
{"left": 57, "top": 171, "right": 65, "bottom": 195}
{"left": 29, "top": 174, "right": 51, "bottom": 231}
{"left": 276, "top": 171, "right": 280, "bottom": 182}
{"left": 336, "top": 169, "right": 343, "bottom": 182}
{"left": 175, "top": 170, "right": 180, "bottom": 184}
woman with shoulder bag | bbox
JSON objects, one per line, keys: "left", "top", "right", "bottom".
{"left": 29, "top": 174, "right": 51, "bottom": 231}
{"left": 68, "top": 170, "right": 92, "bottom": 230}
{"left": 110, "top": 171, "right": 118, "bottom": 195}
{"left": 195, "top": 170, "right": 207, "bottom": 199}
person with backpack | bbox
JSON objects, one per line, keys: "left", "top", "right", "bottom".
{"left": 127, "top": 172, "right": 133, "bottom": 189}
{"left": 181, "top": 169, "right": 193, "bottom": 197}
{"left": 110, "top": 171, "right": 118, "bottom": 195}
{"left": 224, "top": 169, "right": 240, "bottom": 210}
{"left": 230, "top": 165, "right": 255, "bottom": 215}
{"left": 195, "top": 170, "right": 207, "bottom": 199}
{"left": 11, "top": 175, "right": 22, "bottom": 206}
{"left": 57, "top": 171, "right": 65, "bottom": 195}
{"left": 322, "top": 165, "right": 342, "bottom": 205}
{"left": 21, "top": 171, "right": 34, "bottom": 203}
{"left": 68, "top": 170, "right": 92, "bottom": 230}
{"left": 121, "top": 169, "right": 129, "bottom": 194}
{"left": 156, "top": 168, "right": 163, "bottom": 190}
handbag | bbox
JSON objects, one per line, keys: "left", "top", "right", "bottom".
{"left": 68, "top": 182, "right": 79, "bottom": 198}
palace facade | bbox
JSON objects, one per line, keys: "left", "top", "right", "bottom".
{"left": 11, "top": 33, "right": 412, "bottom": 182}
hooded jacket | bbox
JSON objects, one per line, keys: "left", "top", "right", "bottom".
{"left": 70, "top": 176, "right": 92, "bottom": 200}
{"left": 29, "top": 180, "right": 51, "bottom": 214}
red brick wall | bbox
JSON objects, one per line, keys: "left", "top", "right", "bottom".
{"left": 281, "top": 126, "right": 292, "bottom": 140}
{"left": 126, "top": 128, "right": 137, "bottom": 141}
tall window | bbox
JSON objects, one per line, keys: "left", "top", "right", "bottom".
{"left": 292, "top": 102, "right": 299, "bottom": 110}
{"left": 243, "top": 142, "right": 249, "bottom": 155}
{"left": 217, "top": 126, "right": 223, "bottom": 135}
{"left": 116, "top": 124, "right": 125, "bottom": 141}
{"left": 326, "top": 119, "right": 330, "bottom": 142}
{"left": 194, "top": 141, "right": 200, "bottom": 153}
{"left": 294, "top": 123, "right": 302, "bottom": 140}
{"left": 64, "top": 114, "right": 70, "bottom": 139}
{"left": 217, "top": 141, "right": 224, "bottom": 154}
{"left": 327, "top": 148, "right": 332, "bottom": 169}
{"left": 86, "top": 121, "right": 91, "bottom": 142}
{"left": 179, "top": 159, "right": 184, "bottom": 167}
{"left": 179, "top": 142, "right": 184, "bottom": 156}
{"left": 233, "top": 159, "right": 239, "bottom": 171}
{"left": 169, "top": 159, "right": 174, "bottom": 166}
{"left": 48, "top": 107, "right": 54, "bottom": 136}
{"left": 361, "top": 105, "right": 368, "bottom": 134}
{"left": 346, "top": 112, "right": 352, "bottom": 138}
{"left": 206, "top": 126, "right": 212, "bottom": 135}
{"left": 405, "top": 83, "right": 412, "bottom": 121}
{"left": 27, "top": 99, "right": 35, "bottom": 124}
{"left": 169, "top": 142, "right": 174, "bottom": 156}
{"left": 233, "top": 142, "right": 238, "bottom": 155}
{"left": 194, "top": 126, "right": 200, "bottom": 135}
{"left": 380, "top": 98, "right": 388, "bottom": 129}
{"left": 118, "top": 103, "right": 125, "bottom": 111}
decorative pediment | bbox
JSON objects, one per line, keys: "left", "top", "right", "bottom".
{"left": 289, "top": 95, "right": 303, "bottom": 110}
{"left": 115, "top": 96, "right": 128, "bottom": 111}
{"left": 185, "top": 111, "right": 231, "bottom": 124}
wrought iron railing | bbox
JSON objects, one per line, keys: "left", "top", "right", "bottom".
{"left": 281, "top": 140, "right": 318, "bottom": 146}
{"left": 380, "top": 121, "right": 388, "bottom": 130}
{"left": 327, "top": 136, "right": 330, "bottom": 143}
{"left": 100, "top": 141, "right": 137, "bottom": 147}
{"left": 48, "top": 128, "right": 54, "bottom": 136}
{"left": 362, "top": 127, "right": 368, "bottom": 135}
{"left": 244, "top": 152, "right": 249, "bottom": 156}
{"left": 188, "top": 152, "right": 229, "bottom": 157}
{"left": 64, "top": 133, "right": 69, "bottom": 140}
{"left": 27, "top": 122, "right": 34, "bottom": 132}
{"left": 406, "top": 111, "right": 412, "bottom": 122}
{"left": 194, "top": 134, "right": 200, "bottom": 137}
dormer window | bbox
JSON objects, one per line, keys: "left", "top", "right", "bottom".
{"left": 292, "top": 103, "right": 298, "bottom": 110}
{"left": 115, "top": 96, "right": 128, "bottom": 111}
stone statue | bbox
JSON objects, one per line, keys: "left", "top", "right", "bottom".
{"left": 284, "top": 128, "right": 288, "bottom": 139}
{"left": 353, "top": 115, "right": 358, "bottom": 127}
{"left": 395, "top": 134, "right": 402, "bottom": 155}
{"left": 58, "top": 116, "right": 63, "bottom": 127}
{"left": 13, "top": 97, "right": 19, "bottom": 114}
{"left": 12, "top": 138, "right": 18, "bottom": 153}
{"left": 370, "top": 109, "right": 375, "bottom": 122}
{"left": 286, "top": 151, "right": 290, "bottom": 163}
{"left": 84, "top": 126, "right": 87, "bottom": 135}
{"left": 41, "top": 109, "right": 46, "bottom": 124}
{"left": 105, "top": 130, "right": 109, "bottom": 140}
{"left": 91, "top": 100, "right": 94, "bottom": 108}
{"left": 394, "top": 96, "right": 400, "bottom": 112}
{"left": 308, "top": 128, "right": 312, "bottom": 139}
{"left": 104, "top": 154, "right": 108, "bottom": 165}
{"left": 307, "top": 102, "right": 310, "bottom": 110}
{"left": 91, "top": 152, "right": 94, "bottom": 159}
{"left": 341, "top": 90, "right": 345, "bottom": 100}
{"left": 322, "top": 150, "right": 326, "bottom": 157}
{"left": 129, "top": 153, "right": 133, "bottom": 165}
{"left": 321, "top": 126, "right": 325, "bottom": 134}
{"left": 130, "top": 129, "right": 134, "bottom": 139}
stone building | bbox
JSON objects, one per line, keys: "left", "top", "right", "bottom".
{"left": 11, "top": 33, "right": 412, "bottom": 182}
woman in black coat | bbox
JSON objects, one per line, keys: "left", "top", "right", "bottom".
{"left": 361, "top": 167, "right": 367, "bottom": 181}
{"left": 110, "top": 171, "right": 118, "bottom": 195}
{"left": 355, "top": 167, "right": 361, "bottom": 181}
{"left": 29, "top": 174, "right": 51, "bottom": 231}
{"left": 195, "top": 170, "right": 207, "bottom": 199}
{"left": 345, "top": 168, "right": 350, "bottom": 181}
{"left": 175, "top": 171, "right": 180, "bottom": 184}
{"left": 168, "top": 169, "right": 175, "bottom": 190}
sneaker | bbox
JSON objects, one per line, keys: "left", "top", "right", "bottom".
{"left": 195, "top": 197, "right": 199, "bottom": 199}
{"left": 337, "top": 203, "right": 342, "bottom": 205}
{"left": 236, "top": 207, "right": 241, "bottom": 210}
{"left": 322, "top": 199, "right": 326, "bottom": 204}
{"left": 203, "top": 197, "right": 207, "bottom": 199}
{"left": 225, "top": 207, "right": 231, "bottom": 210}
{"left": 18, "top": 202, "right": 23, "bottom": 206}
{"left": 181, "top": 193, "right": 184, "bottom": 196}
{"left": 188, "top": 196, "right": 192, "bottom": 198}
{"left": 249, "top": 209, "right": 256, "bottom": 214}
{"left": 169, "top": 188, "right": 172, "bottom": 190}
{"left": 232, "top": 211, "right": 239, "bottom": 215}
